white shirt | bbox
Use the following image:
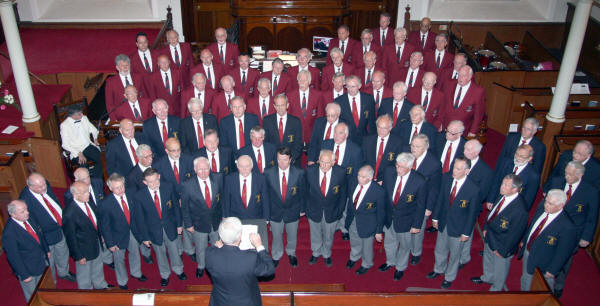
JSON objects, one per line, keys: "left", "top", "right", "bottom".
{"left": 240, "top": 68, "right": 249, "bottom": 82}
{"left": 88, "top": 186, "right": 98, "bottom": 205}
{"left": 453, "top": 81, "right": 471, "bottom": 108}
{"left": 362, "top": 44, "right": 371, "bottom": 54}
{"left": 60, "top": 116, "right": 98, "bottom": 159}
{"left": 334, "top": 63, "right": 344, "bottom": 73}
{"left": 421, "top": 31, "right": 429, "bottom": 46}
{"left": 168, "top": 156, "right": 180, "bottom": 172}
{"left": 527, "top": 210, "right": 563, "bottom": 243}
{"left": 74, "top": 199, "right": 98, "bottom": 225}
{"left": 380, "top": 27, "right": 388, "bottom": 43}
{"left": 279, "top": 167, "right": 290, "bottom": 194}
{"left": 339, "top": 38, "right": 349, "bottom": 53}
{"left": 128, "top": 100, "right": 142, "bottom": 119}
{"left": 393, "top": 171, "right": 410, "bottom": 197}
{"left": 162, "top": 69, "right": 173, "bottom": 94}
{"left": 259, "top": 96, "right": 270, "bottom": 116}
{"left": 299, "top": 89, "right": 310, "bottom": 105}
{"left": 204, "top": 64, "right": 216, "bottom": 88}
{"left": 30, "top": 190, "right": 62, "bottom": 222}
{"left": 138, "top": 163, "right": 151, "bottom": 173}
{"left": 277, "top": 113, "right": 288, "bottom": 133}
{"left": 319, "top": 169, "right": 332, "bottom": 195}
{"left": 169, "top": 44, "right": 182, "bottom": 64}
{"left": 348, "top": 93, "right": 361, "bottom": 120}
{"left": 198, "top": 177, "right": 212, "bottom": 200}
{"left": 194, "top": 88, "right": 206, "bottom": 105}
{"left": 239, "top": 173, "right": 253, "bottom": 206}
{"left": 435, "top": 49, "right": 445, "bottom": 65}
{"left": 410, "top": 122, "right": 424, "bottom": 141}
{"left": 138, "top": 49, "right": 153, "bottom": 72}
{"left": 352, "top": 181, "right": 372, "bottom": 209}
{"left": 333, "top": 140, "right": 347, "bottom": 166}
{"left": 208, "top": 149, "right": 221, "bottom": 171}
{"left": 323, "top": 119, "right": 339, "bottom": 140}
{"left": 120, "top": 73, "right": 133, "bottom": 88}
{"left": 272, "top": 74, "right": 280, "bottom": 91}
{"left": 487, "top": 192, "right": 518, "bottom": 221}
{"left": 470, "top": 156, "right": 479, "bottom": 169}
{"left": 513, "top": 162, "right": 526, "bottom": 175}
{"left": 252, "top": 144, "right": 266, "bottom": 172}
{"left": 452, "top": 69, "right": 459, "bottom": 79}
{"left": 113, "top": 193, "right": 130, "bottom": 213}
{"left": 193, "top": 117, "right": 204, "bottom": 143}
{"left": 395, "top": 43, "right": 405, "bottom": 58}
{"left": 377, "top": 135, "right": 389, "bottom": 157}
{"left": 333, "top": 89, "right": 344, "bottom": 99}
{"left": 392, "top": 99, "right": 404, "bottom": 119}
{"left": 148, "top": 186, "right": 161, "bottom": 208}
{"left": 12, "top": 218, "right": 39, "bottom": 234}
{"left": 364, "top": 67, "right": 373, "bottom": 83}
{"left": 122, "top": 135, "right": 138, "bottom": 165}
{"left": 564, "top": 179, "right": 581, "bottom": 196}
{"left": 218, "top": 43, "right": 227, "bottom": 62}
{"left": 414, "top": 151, "right": 427, "bottom": 169}
{"left": 440, "top": 138, "right": 460, "bottom": 165}
{"left": 156, "top": 117, "right": 169, "bottom": 142}
{"left": 372, "top": 88, "right": 383, "bottom": 106}
{"left": 234, "top": 115, "right": 245, "bottom": 149}
{"left": 405, "top": 67, "right": 420, "bottom": 87}
{"left": 451, "top": 176, "right": 468, "bottom": 197}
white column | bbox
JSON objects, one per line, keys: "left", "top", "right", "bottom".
{"left": 546, "top": 0, "right": 592, "bottom": 123}
{"left": 0, "top": 0, "right": 39, "bottom": 123}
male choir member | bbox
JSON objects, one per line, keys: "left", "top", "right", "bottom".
{"left": 372, "top": 12, "right": 394, "bottom": 47}
{"left": 130, "top": 32, "right": 157, "bottom": 75}
{"left": 207, "top": 27, "right": 240, "bottom": 68}
{"left": 190, "top": 49, "right": 225, "bottom": 92}
{"left": 19, "top": 173, "right": 75, "bottom": 283}
{"left": 180, "top": 73, "right": 215, "bottom": 117}
{"left": 423, "top": 33, "right": 454, "bottom": 75}
{"left": 112, "top": 84, "right": 152, "bottom": 122}
{"left": 366, "top": 70, "right": 393, "bottom": 112}
{"left": 382, "top": 28, "right": 415, "bottom": 71}
{"left": 435, "top": 120, "right": 466, "bottom": 175}
{"left": 307, "top": 103, "right": 343, "bottom": 164}
{"left": 498, "top": 117, "right": 546, "bottom": 174}
{"left": 519, "top": 190, "right": 577, "bottom": 291}
{"left": 219, "top": 96, "right": 260, "bottom": 151}
{"left": 396, "top": 105, "right": 437, "bottom": 152}
{"left": 306, "top": 150, "right": 347, "bottom": 266}
{"left": 438, "top": 52, "right": 468, "bottom": 91}
{"left": 356, "top": 29, "right": 383, "bottom": 70}
{"left": 100, "top": 174, "right": 147, "bottom": 290}
{"left": 406, "top": 72, "right": 445, "bottom": 130}
{"left": 265, "top": 147, "right": 306, "bottom": 267}
{"left": 326, "top": 24, "right": 361, "bottom": 66}
{"left": 380, "top": 153, "right": 427, "bottom": 280}
{"left": 378, "top": 81, "right": 414, "bottom": 134}
{"left": 180, "top": 97, "right": 218, "bottom": 156}
{"left": 325, "top": 72, "right": 347, "bottom": 101}
{"left": 197, "top": 129, "right": 235, "bottom": 175}
{"left": 546, "top": 140, "right": 600, "bottom": 190}
{"left": 2, "top": 200, "right": 50, "bottom": 302}
{"left": 355, "top": 51, "right": 380, "bottom": 90}
{"left": 334, "top": 75, "right": 376, "bottom": 145}
{"left": 106, "top": 119, "right": 147, "bottom": 176}
{"left": 181, "top": 157, "right": 224, "bottom": 279}
{"left": 408, "top": 17, "right": 436, "bottom": 52}
{"left": 288, "top": 70, "right": 324, "bottom": 145}
{"left": 136, "top": 168, "right": 186, "bottom": 286}
{"left": 105, "top": 54, "right": 145, "bottom": 114}
{"left": 542, "top": 161, "right": 599, "bottom": 297}
{"left": 471, "top": 174, "right": 528, "bottom": 291}
{"left": 126, "top": 144, "right": 154, "bottom": 191}
{"left": 345, "top": 165, "right": 386, "bottom": 275}
{"left": 321, "top": 48, "right": 355, "bottom": 91}
{"left": 231, "top": 53, "right": 260, "bottom": 97}
{"left": 246, "top": 78, "right": 275, "bottom": 124}
{"left": 160, "top": 29, "right": 193, "bottom": 84}
{"left": 259, "top": 58, "right": 292, "bottom": 96}
{"left": 363, "top": 115, "right": 403, "bottom": 182}
{"left": 63, "top": 182, "right": 110, "bottom": 289}
{"left": 147, "top": 54, "right": 183, "bottom": 116}
{"left": 287, "top": 48, "right": 321, "bottom": 90}
{"left": 263, "top": 94, "right": 303, "bottom": 166}
{"left": 238, "top": 126, "right": 277, "bottom": 174}
{"left": 427, "top": 157, "right": 480, "bottom": 289}
{"left": 390, "top": 51, "right": 425, "bottom": 93}
{"left": 60, "top": 104, "right": 102, "bottom": 178}
{"left": 442, "top": 65, "right": 485, "bottom": 137}
{"left": 143, "top": 99, "right": 181, "bottom": 158}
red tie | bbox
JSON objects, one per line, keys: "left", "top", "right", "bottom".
{"left": 211, "top": 153, "right": 217, "bottom": 172}
{"left": 120, "top": 196, "right": 130, "bottom": 224}
{"left": 279, "top": 118, "right": 284, "bottom": 143}
{"left": 325, "top": 123, "right": 333, "bottom": 140}
{"left": 130, "top": 140, "right": 139, "bottom": 164}
{"left": 521, "top": 139, "right": 527, "bottom": 146}
{"left": 204, "top": 181, "right": 212, "bottom": 208}
{"left": 161, "top": 121, "right": 168, "bottom": 148}
{"left": 84, "top": 202, "right": 97, "bottom": 229}
{"left": 197, "top": 121, "right": 204, "bottom": 148}
{"left": 334, "top": 144, "right": 340, "bottom": 165}
{"left": 449, "top": 181, "right": 457, "bottom": 206}
{"left": 257, "top": 149, "right": 263, "bottom": 174}
{"left": 173, "top": 161, "right": 180, "bottom": 184}
{"left": 281, "top": 172, "right": 287, "bottom": 202}
{"left": 242, "top": 178, "right": 248, "bottom": 209}
{"left": 320, "top": 172, "right": 327, "bottom": 197}
{"left": 442, "top": 142, "right": 452, "bottom": 173}
{"left": 436, "top": 52, "right": 441, "bottom": 68}
{"left": 41, "top": 195, "right": 62, "bottom": 226}
{"left": 238, "top": 119, "right": 245, "bottom": 148}
{"left": 154, "top": 191, "right": 162, "bottom": 219}
{"left": 392, "top": 102, "right": 399, "bottom": 127}
{"left": 488, "top": 196, "right": 505, "bottom": 222}
{"left": 566, "top": 184, "right": 573, "bottom": 202}
{"left": 513, "top": 166, "right": 518, "bottom": 174}
{"left": 412, "top": 126, "right": 418, "bottom": 140}
{"left": 393, "top": 176, "right": 403, "bottom": 205}
{"left": 374, "top": 138, "right": 384, "bottom": 180}
{"left": 454, "top": 86, "right": 462, "bottom": 109}
{"left": 412, "top": 159, "right": 417, "bottom": 170}
{"left": 24, "top": 221, "right": 40, "bottom": 244}
{"left": 351, "top": 97, "right": 359, "bottom": 127}
{"left": 527, "top": 213, "right": 549, "bottom": 251}
{"left": 353, "top": 185, "right": 363, "bottom": 209}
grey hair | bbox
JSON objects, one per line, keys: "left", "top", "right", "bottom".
{"left": 359, "top": 164, "right": 375, "bottom": 178}
{"left": 187, "top": 97, "right": 204, "bottom": 110}
{"left": 546, "top": 189, "right": 567, "bottom": 206}
{"left": 115, "top": 54, "right": 130, "bottom": 66}
{"left": 396, "top": 152, "right": 416, "bottom": 166}
{"left": 297, "top": 70, "right": 312, "bottom": 83}
{"left": 219, "top": 217, "right": 243, "bottom": 245}
{"left": 193, "top": 156, "right": 210, "bottom": 168}
{"left": 392, "top": 81, "right": 408, "bottom": 91}
{"left": 257, "top": 77, "right": 271, "bottom": 89}
{"left": 566, "top": 160, "right": 586, "bottom": 176}
{"left": 412, "top": 133, "right": 430, "bottom": 148}
{"left": 330, "top": 47, "right": 343, "bottom": 59}
{"left": 135, "top": 144, "right": 152, "bottom": 158}
{"left": 503, "top": 173, "right": 523, "bottom": 190}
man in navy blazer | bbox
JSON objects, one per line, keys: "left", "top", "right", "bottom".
{"left": 519, "top": 189, "right": 577, "bottom": 291}
{"left": 63, "top": 182, "right": 110, "bottom": 289}
{"left": 334, "top": 75, "right": 376, "bottom": 145}
{"left": 396, "top": 105, "right": 437, "bottom": 151}
{"left": 125, "top": 144, "right": 155, "bottom": 192}
{"left": 142, "top": 99, "right": 181, "bottom": 158}
{"left": 99, "top": 173, "right": 148, "bottom": 289}
{"left": 543, "top": 161, "right": 599, "bottom": 297}
{"left": 378, "top": 81, "right": 414, "bottom": 132}
{"left": 2, "top": 200, "right": 50, "bottom": 302}
{"left": 265, "top": 147, "right": 306, "bottom": 267}
{"left": 263, "top": 94, "right": 303, "bottom": 166}
{"left": 497, "top": 118, "right": 546, "bottom": 174}
{"left": 219, "top": 96, "right": 260, "bottom": 151}
{"left": 363, "top": 115, "right": 403, "bottom": 182}
{"left": 471, "top": 174, "right": 528, "bottom": 291}
{"left": 197, "top": 129, "right": 235, "bottom": 175}
{"left": 428, "top": 157, "right": 480, "bottom": 289}
{"left": 136, "top": 168, "right": 186, "bottom": 286}
{"left": 180, "top": 97, "right": 218, "bottom": 156}
{"left": 223, "top": 155, "right": 271, "bottom": 249}
{"left": 487, "top": 145, "right": 540, "bottom": 211}
{"left": 305, "top": 150, "right": 347, "bottom": 266}
{"left": 181, "top": 157, "right": 224, "bottom": 278}
{"left": 106, "top": 118, "right": 148, "bottom": 177}
{"left": 380, "top": 153, "right": 427, "bottom": 280}
{"left": 546, "top": 140, "right": 600, "bottom": 190}
{"left": 435, "top": 120, "right": 466, "bottom": 175}
{"left": 237, "top": 126, "right": 277, "bottom": 174}
{"left": 307, "top": 103, "right": 344, "bottom": 163}
{"left": 19, "top": 173, "right": 75, "bottom": 283}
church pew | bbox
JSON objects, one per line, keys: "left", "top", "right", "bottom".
{"left": 187, "top": 283, "right": 345, "bottom": 292}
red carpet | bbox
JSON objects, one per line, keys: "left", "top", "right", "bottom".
{"left": 1, "top": 128, "right": 599, "bottom": 305}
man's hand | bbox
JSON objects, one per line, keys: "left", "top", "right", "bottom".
{"left": 23, "top": 276, "right": 33, "bottom": 283}
{"left": 214, "top": 240, "right": 224, "bottom": 248}
{"left": 486, "top": 202, "right": 493, "bottom": 210}
{"left": 410, "top": 227, "right": 420, "bottom": 234}
{"left": 483, "top": 230, "right": 487, "bottom": 238}
{"left": 377, "top": 181, "right": 383, "bottom": 186}
{"left": 432, "top": 220, "right": 438, "bottom": 229}
{"left": 47, "top": 252, "right": 51, "bottom": 258}
{"left": 249, "top": 233, "right": 263, "bottom": 248}
{"left": 580, "top": 239, "right": 590, "bottom": 248}
{"left": 299, "top": 212, "right": 305, "bottom": 217}
{"left": 459, "top": 235, "right": 469, "bottom": 242}
{"left": 78, "top": 258, "right": 87, "bottom": 265}
{"left": 493, "top": 250, "right": 503, "bottom": 258}
{"left": 177, "top": 227, "right": 183, "bottom": 235}
{"left": 186, "top": 226, "right": 195, "bottom": 233}
{"left": 467, "top": 132, "right": 476, "bottom": 138}
{"left": 109, "top": 246, "right": 119, "bottom": 252}
{"left": 143, "top": 241, "right": 151, "bottom": 248}
{"left": 544, "top": 272, "right": 555, "bottom": 278}
{"left": 77, "top": 152, "right": 87, "bottom": 164}
{"left": 94, "top": 139, "right": 100, "bottom": 146}
{"left": 425, "top": 209, "right": 432, "bottom": 216}
{"left": 375, "top": 233, "right": 383, "bottom": 242}
{"left": 307, "top": 161, "right": 315, "bottom": 166}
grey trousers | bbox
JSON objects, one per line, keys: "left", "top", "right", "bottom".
{"left": 153, "top": 230, "right": 184, "bottom": 279}
{"left": 308, "top": 212, "right": 338, "bottom": 258}
{"left": 460, "top": 228, "right": 475, "bottom": 264}
{"left": 521, "top": 250, "right": 555, "bottom": 291}
{"left": 101, "top": 240, "right": 113, "bottom": 265}
{"left": 270, "top": 220, "right": 299, "bottom": 260}
{"left": 140, "top": 243, "right": 151, "bottom": 258}
{"left": 383, "top": 224, "right": 413, "bottom": 271}
{"left": 192, "top": 230, "right": 219, "bottom": 269}
{"left": 554, "top": 244, "right": 579, "bottom": 291}
{"left": 348, "top": 220, "right": 374, "bottom": 268}
{"left": 19, "top": 274, "right": 42, "bottom": 302}
{"left": 480, "top": 243, "right": 512, "bottom": 291}
{"left": 433, "top": 228, "right": 465, "bottom": 282}
{"left": 182, "top": 229, "right": 196, "bottom": 255}
{"left": 48, "top": 235, "right": 71, "bottom": 282}
{"left": 242, "top": 219, "right": 269, "bottom": 252}
{"left": 411, "top": 215, "right": 428, "bottom": 256}
{"left": 76, "top": 245, "right": 108, "bottom": 289}
{"left": 336, "top": 201, "right": 349, "bottom": 234}
{"left": 113, "top": 231, "right": 142, "bottom": 286}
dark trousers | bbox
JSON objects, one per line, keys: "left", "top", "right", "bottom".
{"left": 71, "top": 145, "right": 103, "bottom": 178}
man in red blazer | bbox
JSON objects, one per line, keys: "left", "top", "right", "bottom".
{"left": 371, "top": 12, "right": 395, "bottom": 47}
{"left": 362, "top": 70, "right": 392, "bottom": 113}
{"left": 130, "top": 32, "right": 158, "bottom": 75}
{"left": 355, "top": 51, "right": 381, "bottom": 91}
{"left": 438, "top": 52, "right": 468, "bottom": 91}
{"left": 180, "top": 73, "right": 215, "bottom": 117}
{"left": 390, "top": 51, "right": 425, "bottom": 93}
{"left": 354, "top": 29, "right": 383, "bottom": 69}
{"left": 321, "top": 48, "right": 355, "bottom": 91}
{"left": 258, "top": 58, "right": 292, "bottom": 96}
{"left": 382, "top": 28, "right": 416, "bottom": 74}
{"left": 407, "top": 72, "right": 445, "bottom": 130}
{"left": 323, "top": 72, "right": 347, "bottom": 103}
{"left": 206, "top": 27, "right": 240, "bottom": 69}
{"left": 326, "top": 25, "right": 361, "bottom": 66}
{"left": 246, "top": 78, "right": 275, "bottom": 125}
{"left": 160, "top": 29, "right": 194, "bottom": 87}
{"left": 408, "top": 17, "right": 436, "bottom": 52}
{"left": 146, "top": 54, "right": 183, "bottom": 116}
{"left": 288, "top": 70, "right": 325, "bottom": 144}
{"left": 287, "top": 48, "right": 321, "bottom": 90}
{"left": 111, "top": 85, "right": 152, "bottom": 121}
{"left": 211, "top": 75, "right": 244, "bottom": 122}
{"left": 442, "top": 66, "right": 485, "bottom": 137}
{"left": 189, "top": 49, "right": 226, "bottom": 91}
{"left": 229, "top": 53, "right": 260, "bottom": 98}
{"left": 423, "top": 33, "right": 454, "bottom": 76}
{"left": 105, "top": 54, "right": 146, "bottom": 113}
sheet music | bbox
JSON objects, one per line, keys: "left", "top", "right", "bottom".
{"left": 1, "top": 125, "right": 18, "bottom": 134}
{"left": 132, "top": 293, "right": 155, "bottom": 306}
{"left": 238, "top": 224, "right": 258, "bottom": 250}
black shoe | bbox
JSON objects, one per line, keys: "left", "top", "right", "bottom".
{"left": 346, "top": 260, "right": 356, "bottom": 269}
{"left": 188, "top": 253, "right": 197, "bottom": 262}
{"left": 105, "top": 284, "right": 115, "bottom": 289}
{"left": 441, "top": 280, "right": 452, "bottom": 289}
{"left": 134, "top": 274, "right": 147, "bottom": 282}
{"left": 426, "top": 271, "right": 440, "bottom": 279}
{"left": 308, "top": 256, "right": 318, "bottom": 265}
{"left": 273, "top": 259, "right": 280, "bottom": 267}
{"left": 393, "top": 270, "right": 404, "bottom": 281}
{"left": 355, "top": 267, "right": 369, "bottom": 275}
{"left": 479, "top": 251, "right": 484, "bottom": 256}
{"left": 378, "top": 263, "right": 393, "bottom": 272}
{"left": 341, "top": 233, "right": 350, "bottom": 241}
{"left": 119, "top": 285, "right": 128, "bottom": 290}
{"left": 554, "top": 289, "right": 563, "bottom": 299}
{"left": 426, "top": 226, "right": 438, "bottom": 233}
{"left": 471, "top": 277, "right": 484, "bottom": 284}
{"left": 410, "top": 255, "right": 421, "bottom": 265}
{"left": 59, "top": 272, "right": 76, "bottom": 282}
{"left": 142, "top": 255, "right": 154, "bottom": 264}
{"left": 177, "top": 272, "right": 187, "bottom": 280}
{"left": 458, "top": 263, "right": 467, "bottom": 270}
{"left": 106, "top": 262, "right": 115, "bottom": 270}
{"left": 288, "top": 255, "right": 298, "bottom": 267}
{"left": 161, "top": 278, "right": 169, "bottom": 286}
{"left": 196, "top": 268, "right": 204, "bottom": 279}
{"left": 324, "top": 257, "right": 332, "bottom": 267}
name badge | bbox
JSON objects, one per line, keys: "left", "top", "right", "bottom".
{"left": 291, "top": 186, "right": 297, "bottom": 195}
{"left": 364, "top": 110, "right": 369, "bottom": 119}
{"left": 466, "top": 105, "right": 473, "bottom": 112}
{"left": 166, "top": 200, "right": 172, "bottom": 208}
{"left": 255, "top": 194, "right": 261, "bottom": 202}
{"left": 500, "top": 218, "right": 509, "bottom": 229}
{"left": 576, "top": 204, "right": 584, "bottom": 213}
{"left": 388, "top": 152, "right": 395, "bottom": 161}
{"left": 366, "top": 202, "right": 374, "bottom": 209}
{"left": 216, "top": 193, "right": 220, "bottom": 202}
{"left": 407, "top": 194, "right": 414, "bottom": 203}
{"left": 546, "top": 235, "right": 557, "bottom": 246}
{"left": 459, "top": 200, "right": 468, "bottom": 208}
{"left": 346, "top": 166, "right": 353, "bottom": 175}
{"left": 333, "top": 185, "right": 340, "bottom": 194}
{"left": 288, "top": 134, "right": 294, "bottom": 143}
